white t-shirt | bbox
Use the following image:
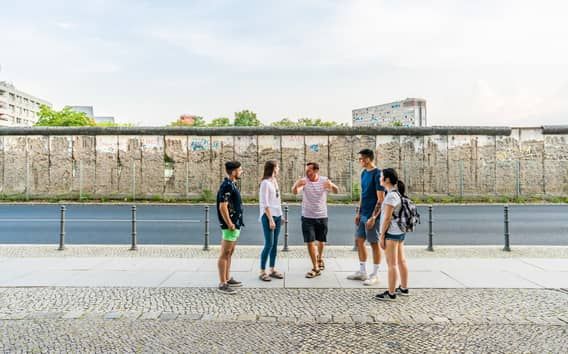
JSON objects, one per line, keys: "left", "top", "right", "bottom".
{"left": 301, "top": 176, "right": 328, "bottom": 219}
{"left": 380, "top": 188, "right": 404, "bottom": 235}
{"left": 259, "top": 179, "right": 282, "bottom": 221}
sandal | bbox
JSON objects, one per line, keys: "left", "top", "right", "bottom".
{"left": 317, "top": 258, "right": 325, "bottom": 270}
{"left": 270, "top": 270, "right": 284, "bottom": 279}
{"left": 259, "top": 273, "right": 272, "bottom": 282}
{"left": 305, "top": 268, "right": 321, "bottom": 278}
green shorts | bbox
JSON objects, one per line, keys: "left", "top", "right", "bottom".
{"left": 221, "top": 229, "right": 241, "bottom": 242}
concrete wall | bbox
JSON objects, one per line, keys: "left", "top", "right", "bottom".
{"left": 0, "top": 126, "right": 567, "bottom": 199}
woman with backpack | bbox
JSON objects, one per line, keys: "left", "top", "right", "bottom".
{"left": 375, "top": 168, "right": 410, "bottom": 301}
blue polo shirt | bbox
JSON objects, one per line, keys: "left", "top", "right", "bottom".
{"left": 360, "top": 168, "right": 384, "bottom": 218}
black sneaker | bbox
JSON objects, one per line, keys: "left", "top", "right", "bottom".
{"left": 396, "top": 286, "right": 409, "bottom": 296}
{"left": 375, "top": 290, "right": 396, "bottom": 301}
{"left": 227, "top": 277, "right": 242, "bottom": 288}
{"left": 217, "top": 283, "right": 237, "bottom": 295}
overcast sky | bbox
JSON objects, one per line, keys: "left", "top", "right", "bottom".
{"left": 1, "top": 0, "right": 567, "bottom": 126}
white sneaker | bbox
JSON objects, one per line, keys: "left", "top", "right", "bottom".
{"left": 347, "top": 271, "right": 369, "bottom": 281}
{"left": 363, "top": 275, "right": 379, "bottom": 286}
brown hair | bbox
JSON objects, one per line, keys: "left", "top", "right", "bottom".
{"left": 262, "top": 160, "right": 278, "bottom": 180}
{"left": 306, "top": 162, "right": 320, "bottom": 171}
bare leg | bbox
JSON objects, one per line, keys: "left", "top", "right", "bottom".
{"left": 356, "top": 237, "right": 367, "bottom": 262}
{"left": 370, "top": 242, "right": 381, "bottom": 265}
{"left": 317, "top": 241, "right": 325, "bottom": 261}
{"left": 385, "top": 240, "right": 399, "bottom": 294}
{"left": 307, "top": 242, "right": 319, "bottom": 270}
{"left": 218, "top": 240, "right": 233, "bottom": 284}
{"left": 225, "top": 242, "right": 236, "bottom": 281}
{"left": 397, "top": 241, "right": 408, "bottom": 288}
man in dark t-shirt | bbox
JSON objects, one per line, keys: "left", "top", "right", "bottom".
{"left": 216, "top": 161, "right": 244, "bottom": 295}
{"left": 347, "top": 149, "right": 385, "bottom": 286}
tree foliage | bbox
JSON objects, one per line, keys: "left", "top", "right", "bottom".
{"left": 169, "top": 116, "right": 206, "bottom": 127}
{"left": 208, "top": 117, "right": 232, "bottom": 127}
{"left": 35, "top": 105, "right": 96, "bottom": 127}
{"left": 271, "top": 117, "right": 345, "bottom": 127}
{"left": 234, "top": 110, "right": 261, "bottom": 126}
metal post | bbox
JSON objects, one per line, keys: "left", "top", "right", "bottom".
{"left": 79, "top": 160, "right": 83, "bottom": 200}
{"left": 130, "top": 205, "right": 137, "bottom": 251}
{"left": 203, "top": 206, "right": 210, "bottom": 251}
{"left": 352, "top": 206, "right": 359, "bottom": 251}
{"left": 349, "top": 160, "right": 353, "bottom": 203}
{"left": 25, "top": 154, "right": 30, "bottom": 200}
{"left": 516, "top": 160, "right": 521, "bottom": 197}
{"left": 459, "top": 160, "right": 464, "bottom": 198}
{"left": 132, "top": 160, "right": 136, "bottom": 201}
{"left": 58, "top": 205, "right": 66, "bottom": 251}
{"left": 427, "top": 205, "right": 434, "bottom": 251}
{"left": 503, "top": 204, "right": 511, "bottom": 252}
{"left": 282, "top": 204, "right": 289, "bottom": 252}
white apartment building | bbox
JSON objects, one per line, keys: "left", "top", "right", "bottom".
{"left": 352, "top": 98, "right": 427, "bottom": 127}
{"left": 0, "top": 81, "right": 51, "bottom": 126}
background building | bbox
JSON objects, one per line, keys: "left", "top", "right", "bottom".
{"left": 0, "top": 81, "right": 51, "bottom": 126}
{"left": 352, "top": 98, "right": 427, "bottom": 127}
{"left": 69, "top": 106, "right": 115, "bottom": 124}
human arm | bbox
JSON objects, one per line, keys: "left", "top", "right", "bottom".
{"left": 219, "top": 202, "right": 236, "bottom": 230}
{"left": 260, "top": 181, "right": 275, "bottom": 230}
{"left": 292, "top": 177, "right": 306, "bottom": 195}
{"left": 323, "top": 179, "right": 339, "bottom": 194}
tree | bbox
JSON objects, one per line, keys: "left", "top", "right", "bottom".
{"left": 271, "top": 117, "right": 345, "bottom": 127}
{"left": 271, "top": 118, "right": 296, "bottom": 127}
{"left": 169, "top": 116, "right": 206, "bottom": 127}
{"left": 35, "top": 105, "right": 96, "bottom": 127}
{"left": 234, "top": 110, "right": 261, "bottom": 126}
{"left": 208, "top": 117, "right": 232, "bottom": 127}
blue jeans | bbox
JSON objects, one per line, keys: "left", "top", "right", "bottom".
{"left": 260, "top": 214, "right": 282, "bottom": 270}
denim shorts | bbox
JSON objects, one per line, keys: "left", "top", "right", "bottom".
{"left": 385, "top": 232, "right": 405, "bottom": 242}
{"left": 355, "top": 215, "right": 380, "bottom": 243}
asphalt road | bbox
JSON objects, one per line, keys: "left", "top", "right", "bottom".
{"left": 0, "top": 204, "right": 566, "bottom": 246}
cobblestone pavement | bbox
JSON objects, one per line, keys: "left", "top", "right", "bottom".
{"left": 1, "top": 245, "right": 567, "bottom": 258}
{"left": 2, "top": 320, "right": 567, "bottom": 353}
{"left": 1, "top": 288, "right": 567, "bottom": 352}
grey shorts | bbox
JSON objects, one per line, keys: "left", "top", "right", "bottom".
{"left": 355, "top": 215, "right": 380, "bottom": 243}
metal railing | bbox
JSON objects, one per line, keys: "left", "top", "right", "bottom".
{"left": 0, "top": 204, "right": 519, "bottom": 251}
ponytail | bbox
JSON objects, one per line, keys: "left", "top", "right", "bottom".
{"left": 383, "top": 168, "right": 406, "bottom": 196}
{"left": 397, "top": 180, "right": 406, "bottom": 197}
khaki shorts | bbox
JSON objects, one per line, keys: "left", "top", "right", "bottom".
{"left": 222, "top": 229, "right": 241, "bottom": 242}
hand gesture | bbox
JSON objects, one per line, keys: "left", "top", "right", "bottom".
{"left": 323, "top": 179, "right": 332, "bottom": 190}
{"left": 365, "top": 217, "right": 376, "bottom": 230}
{"left": 269, "top": 219, "right": 276, "bottom": 230}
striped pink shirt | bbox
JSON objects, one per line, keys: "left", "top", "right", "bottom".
{"left": 301, "top": 176, "right": 328, "bottom": 218}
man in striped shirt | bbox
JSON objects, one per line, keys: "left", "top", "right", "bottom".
{"left": 292, "top": 162, "right": 339, "bottom": 278}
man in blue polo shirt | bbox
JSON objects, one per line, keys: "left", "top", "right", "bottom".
{"left": 347, "top": 149, "right": 385, "bottom": 286}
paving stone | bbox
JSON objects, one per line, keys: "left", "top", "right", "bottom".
{"left": 179, "top": 313, "right": 203, "bottom": 321}
{"left": 62, "top": 310, "right": 86, "bottom": 319}
{"left": 140, "top": 311, "right": 162, "bottom": 320}
{"left": 236, "top": 313, "right": 257, "bottom": 321}
{"left": 159, "top": 312, "right": 179, "bottom": 321}
{"left": 351, "top": 315, "right": 374, "bottom": 324}
{"left": 258, "top": 316, "right": 277, "bottom": 322}
{"left": 103, "top": 311, "right": 122, "bottom": 320}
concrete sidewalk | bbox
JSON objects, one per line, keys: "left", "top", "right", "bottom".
{"left": 1, "top": 251, "right": 567, "bottom": 289}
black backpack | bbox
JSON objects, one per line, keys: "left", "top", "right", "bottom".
{"left": 393, "top": 191, "right": 420, "bottom": 233}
